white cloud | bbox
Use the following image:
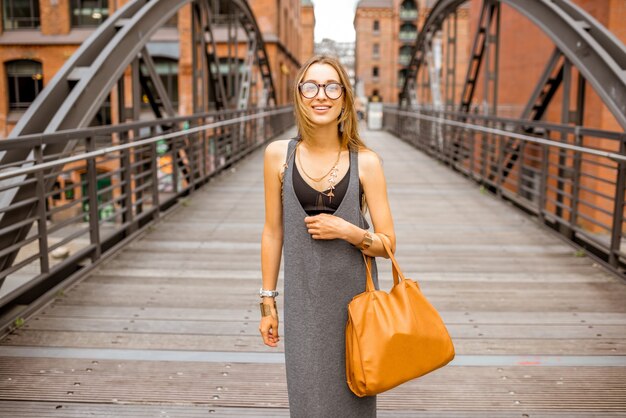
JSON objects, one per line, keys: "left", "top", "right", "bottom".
{"left": 311, "top": 0, "right": 360, "bottom": 42}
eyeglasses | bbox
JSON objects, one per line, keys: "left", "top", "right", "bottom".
{"left": 298, "top": 81, "right": 344, "bottom": 100}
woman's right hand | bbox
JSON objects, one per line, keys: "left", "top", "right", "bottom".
{"left": 259, "top": 303, "right": 280, "bottom": 347}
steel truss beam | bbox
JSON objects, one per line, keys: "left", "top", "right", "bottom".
{"left": 400, "top": 0, "right": 626, "bottom": 131}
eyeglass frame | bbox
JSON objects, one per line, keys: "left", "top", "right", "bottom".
{"left": 298, "top": 81, "right": 345, "bottom": 100}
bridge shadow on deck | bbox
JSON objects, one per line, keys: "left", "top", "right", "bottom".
{"left": 0, "top": 126, "right": 625, "bottom": 416}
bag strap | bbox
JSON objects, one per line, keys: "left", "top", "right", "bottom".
{"left": 361, "top": 234, "right": 406, "bottom": 292}
{"left": 362, "top": 253, "right": 376, "bottom": 292}
{"left": 376, "top": 233, "right": 406, "bottom": 285}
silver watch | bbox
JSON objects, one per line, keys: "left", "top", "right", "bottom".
{"left": 259, "top": 288, "right": 279, "bottom": 298}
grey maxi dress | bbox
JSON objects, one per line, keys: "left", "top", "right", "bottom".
{"left": 282, "top": 138, "right": 379, "bottom": 417}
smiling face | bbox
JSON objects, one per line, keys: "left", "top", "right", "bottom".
{"left": 299, "top": 63, "right": 344, "bottom": 128}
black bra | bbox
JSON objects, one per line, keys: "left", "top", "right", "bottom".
{"left": 293, "top": 160, "right": 364, "bottom": 216}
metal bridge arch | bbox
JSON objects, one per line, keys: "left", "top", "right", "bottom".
{"left": 400, "top": 0, "right": 626, "bottom": 130}
{"left": 0, "top": 0, "right": 282, "bottom": 283}
{"left": 9, "top": 0, "right": 276, "bottom": 139}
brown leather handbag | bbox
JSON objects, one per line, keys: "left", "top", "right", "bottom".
{"left": 345, "top": 234, "right": 455, "bottom": 397}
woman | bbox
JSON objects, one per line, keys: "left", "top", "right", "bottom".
{"left": 259, "top": 55, "right": 396, "bottom": 417}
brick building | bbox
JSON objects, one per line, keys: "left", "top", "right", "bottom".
{"left": 0, "top": 0, "right": 314, "bottom": 137}
{"left": 354, "top": 0, "right": 624, "bottom": 128}
{"left": 354, "top": 0, "right": 471, "bottom": 105}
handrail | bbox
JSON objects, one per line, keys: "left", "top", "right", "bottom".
{"left": 384, "top": 105, "right": 626, "bottom": 278}
{"left": 386, "top": 108, "right": 626, "bottom": 162}
{"left": 0, "top": 106, "right": 293, "bottom": 150}
{"left": 0, "top": 108, "right": 292, "bottom": 181}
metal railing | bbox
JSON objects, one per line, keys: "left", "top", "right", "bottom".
{"left": 0, "top": 106, "right": 294, "bottom": 328}
{"left": 384, "top": 106, "right": 626, "bottom": 277}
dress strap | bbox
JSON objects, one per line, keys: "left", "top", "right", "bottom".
{"left": 281, "top": 138, "right": 299, "bottom": 185}
{"left": 349, "top": 146, "right": 359, "bottom": 184}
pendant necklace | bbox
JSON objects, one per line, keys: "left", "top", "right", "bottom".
{"left": 296, "top": 141, "right": 342, "bottom": 202}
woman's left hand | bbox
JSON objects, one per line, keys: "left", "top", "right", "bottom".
{"left": 304, "top": 214, "right": 349, "bottom": 240}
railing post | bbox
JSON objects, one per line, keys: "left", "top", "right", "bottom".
{"left": 517, "top": 138, "right": 525, "bottom": 201}
{"left": 171, "top": 133, "right": 180, "bottom": 194}
{"left": 538, "top": 130, "right": 550, "bottom": 223}
{"left": 569, "top": 127, "right": 583, "bottom": 232}
{"left": 495, "top": 122, "right": 505, "bottom": 197}
{"left": 187, "top": 133, "right": 196, "bottom": 192}
{"left": 469, "top": 113, "right": 476, "bottom": 179}
{"left": 120, "top": 131, "right": 134, "bottom": 226}
{"left": 85, "top": 137, "right": 102, "bottom": 261}
{"left": 480, "top": 119, "right": 488, "bottom": 182}
{"left": 149, "top": 132, "right": 160, "bottom": 219}
{"left": 609, "top": 136, "right": 626, "bottom": 268}
{"left": 33, "top": 145, "right": 50, "bottom": 274}
{"left": 201, "top": 119, "right": 209, "bottom": 180}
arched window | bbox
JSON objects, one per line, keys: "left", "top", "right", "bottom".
{"left": 400, "top": 1, "right": 418, "bottom": 21}
{"left": 5, "top": 60, "right": 43, "bottom": 110}
{"left": 71, "top": 0, "right": 109, "bottom": 27}
{"left": 3, "top": 0, "right": 40, "bottom": 29}
{"left": 399, "top": 23, "right": 417, "bottom": 41}
{"left": 399, "top": 45, "right": 412, "bottom": 65}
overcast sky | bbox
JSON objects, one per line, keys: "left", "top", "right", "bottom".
{"left": 312, "top": 0, "right": 360, "bottom": 42}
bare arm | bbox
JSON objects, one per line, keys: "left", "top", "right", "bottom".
{"left": 344, "top": 148, "right": 396, "bottom": 257}
{"left": 259, "top": 140, "right": 288, "bottom": 347}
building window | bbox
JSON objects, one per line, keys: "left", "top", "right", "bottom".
{"left": 398, "top": 69, "right": 408, "bottom": 88}
{"left": 155, "top": 58, "right": 179, "bottom": 105}
{"left": 371, "top": 89, "right": 381, "bottom": 102}
{"left": 3, "top": 0, "right": 40, "bottom": 29}
{"left": 400, "top": 0, "right": 418, "bottom": 20}
{"left": 141, "top": 57, "right": 179, "bottom": 108}
{"left": 372, "top": 67, "right": 379, "bottom": 78}
{"left": 399, "top": 23, "right": 418, "bottom": 42}
{"left": 373, "top": 44, "right": 380, "bottom": 59}
{"left": 399, "top": 45, "right": 412, "bottom": 65}
{"left": 6, "top": 60, "right": 43, "bottom": 110}
{"left": 71, "top": 0, "right": 109, "bottom": 27}
{"left": 218, "top": 58, "right": 244, "bottom": 98}
{"left": 373, "top": 20, "right": 380, "bottom": 33}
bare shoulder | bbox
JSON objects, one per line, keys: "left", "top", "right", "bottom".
{"left": 264, "top": 139, "right": 292, "bottom": 170}
{"left": 357, "top": 147, "right": 383, "bottom": 172}
{"left": 265, "top": 139, "right": 290, "bottom": 159}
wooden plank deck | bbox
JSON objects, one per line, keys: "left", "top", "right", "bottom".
{"left": 0, "top": 127, "right": 625, "bottom": 417}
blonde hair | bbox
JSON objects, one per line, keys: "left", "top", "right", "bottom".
{"left": 293, "top": 55, "right": 367, "bottom": 151}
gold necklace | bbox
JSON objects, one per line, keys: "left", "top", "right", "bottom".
{"left": 296, "top": 141, "right": 341, "bottom": 183}
{"left": 296, "top": 141, "right": 342, "bottom": 201}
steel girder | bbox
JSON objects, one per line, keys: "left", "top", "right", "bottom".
{"left": 400, "top": 0, "right": 626, "bottom": 130}
{"left": 0, "top": 0, "right": 278, "bottom": 277}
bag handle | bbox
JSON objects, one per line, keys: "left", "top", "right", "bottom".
{"left": 362, "top": 253, "right": 375, "bottom": 292}
{"left": 376, "top": 233, "right": 407, "bottom": 285}
{"left": 361, "top": 233, "right": 407, "bottom": 292}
